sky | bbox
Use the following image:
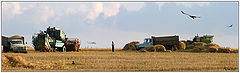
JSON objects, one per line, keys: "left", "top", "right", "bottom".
{"left": 2, "top": 2, "right": 238, "bottom": 48}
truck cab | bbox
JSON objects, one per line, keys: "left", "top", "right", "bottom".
{"left": 9, "top": 39, "right": 27, "bottom": 53}
{"left": 135, "top": 38, "right": 153, "bottom": 50}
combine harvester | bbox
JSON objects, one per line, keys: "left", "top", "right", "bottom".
{"left": 2, "top": 35, "right": 27, "bottom": 53}
{"left": 32, "top": 27, "right": 80, "bottom": 52}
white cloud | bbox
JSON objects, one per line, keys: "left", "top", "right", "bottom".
{"left": 155, "top": 2, "right": 165, "bottom": 9}
{"left": 63, "top": 2, "right": 146, "bottom": 21}
{"left": 21, "top": 5, "right": 55, "bottom": 26}
{"left": 86, "top": 3, "right": 103, "bottom": 21}
{"left": 2, "top": 2, "right": 23, "bottom": 20}
{"left": 102, "top": 3, "right": 121, "bottom": 18}
{"left": 121, "top": 2, "right": 146, "bottom": 12}
{"left": 3, "top": 3, "right": 54, "bottom": 26}
{"left": 176, "top": 2, "right": 210, "bottom": 8}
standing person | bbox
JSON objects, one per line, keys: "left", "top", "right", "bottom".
{"left": 112, "top": 41, "right": 114, "bottom": 52}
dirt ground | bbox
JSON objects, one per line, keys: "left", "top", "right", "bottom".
{"left": 1, "top": 48, "right": 239, "bottom": 72}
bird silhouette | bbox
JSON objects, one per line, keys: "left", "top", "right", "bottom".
{"left": 227, "top": 24, "right": 233, "bottom": 28}
{"left": 181, "top": 11, "right": 200, "bottom": 19}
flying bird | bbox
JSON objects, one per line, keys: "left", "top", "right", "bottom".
{"left": 227, "top": 24, "right": 233, "bottom": 28}
{"left": 181, "top": 11, "right": 200, "bottom": 19}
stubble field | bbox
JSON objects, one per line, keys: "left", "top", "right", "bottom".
{"left": 1, "top": 48, "right": 239, "bottom": 72}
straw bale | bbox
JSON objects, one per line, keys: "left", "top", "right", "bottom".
{"left": 206, "top": 46, "right": 219, "bottom": 53}
{"left": 122, "top": 41, "right": 139, "bottom": 51}
{"left": 5, "top": 55, "right": 35, "bottom": 68}
{"left": 178, "top": 41, "right": 186, "bottom": 50}
{"left": 230, "top": 49, "right": 238, "bottom": 53}
{"left": 192, "top": 42, "right": 207, "bottom": 46}
{"left": 218, "top": 47, "right": 232, "bottom": 53}
{"left": 155, "top": 45, "right": 166, "bottom": 52}
{"left": 206, "top": 43, "right": 220, "bottom": 48}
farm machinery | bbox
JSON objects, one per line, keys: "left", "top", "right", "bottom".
{"left": 32, "top": 26, "right": 80, "bottom": 52}
{"left": 181, "top": 34, "right": 214, "bottom": 46}
{"left": 135, "top": 35, "right": 179, "bottom": 50}
{"left": 135, "top": 34, "right": 213, "bottom": 51}
{"left": 2, "top": 35, "right": 27, "bottom": 53}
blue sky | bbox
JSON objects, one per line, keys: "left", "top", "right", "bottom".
{"left": 2, "top": 2, "right": 238, "bottom": 48}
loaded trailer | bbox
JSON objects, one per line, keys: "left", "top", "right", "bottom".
{"left": 2, "top": 35, "right": 27, "bottom": 53}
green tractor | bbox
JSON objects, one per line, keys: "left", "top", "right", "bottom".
{"left": 182, "top": 34, "right": 214, "bottom": 46}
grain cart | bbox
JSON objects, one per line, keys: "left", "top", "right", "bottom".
{"left": 136, "top": 35, "right": 179, "bottom": 50}
{"left": 2, "top": 35, "right": 27, "bottom": 53}
{"left": 65, "top": 38, "right": 80, "bottom": 52}
{"left": 182, "top": 34, "right": 214, "bottom": 46}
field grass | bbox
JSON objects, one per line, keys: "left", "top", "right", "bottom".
{"left": 1, "top": 48, "right": 239, "bottom": 72}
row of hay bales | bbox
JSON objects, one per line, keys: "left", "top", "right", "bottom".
{"left": 178, "top": 42, "right": 238, "bottom": 53}
{"left": 122, "top": 41, "right": 238, "bottom": 53}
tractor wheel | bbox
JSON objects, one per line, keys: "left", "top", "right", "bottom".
{"left": 53, "top": 48, "right": 57, "bottom": 52}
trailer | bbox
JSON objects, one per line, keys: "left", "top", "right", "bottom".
{"left": 65, "top": 38, "right": 80, "bottom": 52}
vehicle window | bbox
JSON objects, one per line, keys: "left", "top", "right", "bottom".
{"left": 11, "top": 41, "right": 23, "bottom": 44}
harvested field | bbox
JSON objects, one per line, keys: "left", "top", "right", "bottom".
{"left": 1, "top": 48, "right": 238, "bottom": 72}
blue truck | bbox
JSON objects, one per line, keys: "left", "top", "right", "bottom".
{"left": 135, "top": 35, "right": 179, "bottom": 50}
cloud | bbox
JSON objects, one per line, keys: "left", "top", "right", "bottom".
{"left": 20, "top": 5, "right": 55, "bottom": 26}
{"left": 2, "top": 2, "right": 23, "bottom": 20}
{"left": 176, "top": 2, "right": 210, "bottom": 8}
{"left": 102, "top": 3, "right": 121, "bottom": 18}
{"left": 121, "top": 2, "right": 146, "bottom": 12}
{"left": 3, "top": 3, "right": 55, "bottom": 27}
{"left": 63, "top": 2, "right": 146, "bottom": 22}
{"left": 155, "top": 2, "right": 165, "bottom": 9}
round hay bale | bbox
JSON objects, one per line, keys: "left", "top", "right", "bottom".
{"left": 230, "top": 49, "right": 238, "bottom": 53}
{"left": 192, "top": 42, "right": 207, "bottom": 46}
{"left": 218, "top": 47, "right": 231, "bottom": 53}
{"left": 207, "top": 46, "right": 219, "bottom": 53}
{"left": 192, "top": 46, "right": 206, "bottom": 52}
{"left": 144, "top": 46, "right": 156, "bottom": 52}
{"left": 154, "top": 45, "right": 166, "bottom": 52}
{"left": 178, "top": 41, "right": 186, "bottom": 50}
{"left": 206, "top": 43, "right": 220, "bottom": 48}
{"left": 122, "top": 41, "right": 139, "bottom": 51}
{"left": 129, "top": 41, "right": 140, "bottom": 45}
{"left": 186, "top": 45, "right": 195, "bottom": 49}
{"left": 139, "top": 48, "right": 147, "bottom": 52}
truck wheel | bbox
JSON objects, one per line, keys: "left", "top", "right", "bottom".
{"left": 62, "top": 46, "right": 66, "bottom": 52}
